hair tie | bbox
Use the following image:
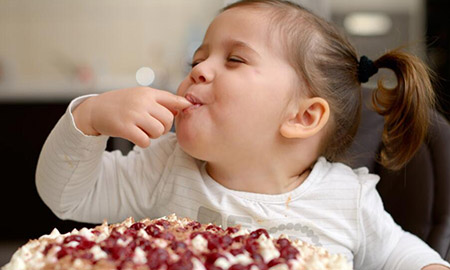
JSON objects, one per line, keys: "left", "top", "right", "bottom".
{"left": 358, "top": 55, "right": 378, "bottom": 83}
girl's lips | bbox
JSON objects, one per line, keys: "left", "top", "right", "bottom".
{"left": 185, "top": 93, "right": 203, "bottom": 105}
{"left": 182, "top": 93, "right": 203, "bottom": 113}
{"left": 182, "top": 103, "right": 202, "bottom": 113}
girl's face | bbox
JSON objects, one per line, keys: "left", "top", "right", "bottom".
{"left": 175, "top": 7, "right": 300, "bottom": 162}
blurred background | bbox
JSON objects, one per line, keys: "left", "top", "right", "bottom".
{"left": 0, "top": 0, "right": 449, "bottom": 265}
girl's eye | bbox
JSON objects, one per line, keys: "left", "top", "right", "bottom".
{"left": 228, "top": 57, "right": 245, "bottom": 64}
{"left": 190, "top": 60, "right": 202, "bottom": 68}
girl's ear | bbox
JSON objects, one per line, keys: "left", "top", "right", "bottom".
{"left": 280, "top": 97, "right": 330, "bottom": 139}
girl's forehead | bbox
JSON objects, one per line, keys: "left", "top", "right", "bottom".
{"left": 203, "top": 8, "right": 286, "bottom": 57}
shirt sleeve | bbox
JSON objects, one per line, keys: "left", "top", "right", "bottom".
{"left": 354, "top": 174, "right": 450, "bottom": 270}
{"left": 36, "top": 95, "right": 178, "bottom": 224}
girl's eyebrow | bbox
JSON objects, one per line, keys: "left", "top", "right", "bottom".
{"left": 194, "top": 44, "right": 208, "bottom": 56}
{"left": 193, "top": 39, "right": 261, "bottom": 58}
{"left": 223, "top": 39, "right": 261, "bottom": 58}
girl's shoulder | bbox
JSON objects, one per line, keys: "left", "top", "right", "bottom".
{"left": 314, "top": 157, "right": 380, "bottom": 188}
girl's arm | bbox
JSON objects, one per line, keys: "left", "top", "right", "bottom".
{"left": 35, "top": 94, "right": 179, "bottom": 224}
{"left": 354, "top": 176, "right": 450, "bottom": 269}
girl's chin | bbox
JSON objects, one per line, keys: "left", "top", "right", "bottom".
{"left": 176, "top": 132, "right": 207, "bottom": 161}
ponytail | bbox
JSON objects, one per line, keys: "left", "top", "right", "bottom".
{"left": 372, "top": 49, "right": 435, "bottom": 170}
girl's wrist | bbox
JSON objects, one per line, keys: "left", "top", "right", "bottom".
{"left": 72, "top": 96, "right": 100, "bottom": 136}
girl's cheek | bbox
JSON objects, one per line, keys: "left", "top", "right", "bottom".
{"left": 176, "top": 78, "right": 191, "bottom": 96}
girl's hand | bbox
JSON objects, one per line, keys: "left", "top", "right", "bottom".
{"left": 73, "top": 87, "right": 192, "bottom": 148}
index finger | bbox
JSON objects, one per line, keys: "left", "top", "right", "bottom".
{"left": 154, "top": 89, "right": 192, "bottom": 112}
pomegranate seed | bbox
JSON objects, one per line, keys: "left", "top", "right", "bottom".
{"left": 279, "top": 246, "right": 299, "bottom": 260}
{"left": 171, "top": 241, "right": 187, "bottom": 251}
{"left": 180, "top": 250, "right": 194, "bottom": 260}
{"left": 190, "top": 231, "right": 202, "bottom": 239}
{"left": 251, "top": 253, "right": 264, "bottom": 262}
{"left": 79, "top": 252, "right": 94, "bottom": 260}
{"left": 134, "top": 238, "right": 152, "bottom": 252}
{"left": 57, "top": 247, "right": 75, "bottom": 259}
{"left": 226, "top": 227, "right": 239, "bottom": 234}
{"left": 124, "top": 229, "right": 138, "bottom": 238}
{"left": 268, "top": 258, "right": 284, "bottom": 267}
{"left": 229, "top": 264, "right": 246, "bottom": 270}
{"left": 110, "top": 229, "right": 124, "bottom": 240}
{"left": 187, "top": 221, "right": 201, "bottom": 230}
{"left": 232, "top": 235, "right": 245, "bottom": 243}
{"left": 207, "top": 236, "right": 220, "bottom": 250}
{"left": 109, "top": 245, "right": 127, "bottom": 260}
{"left": 244, "top": 238, "right": 259, "bottom": 254}
{"left": 230, "top": 247, "right": 245, "bottom": 256}
{"left": 252, "top": 261, "right": 268, "bottom": 270}
{"left": 155, "top": 220, "right": 171, "bottom": 229}
{"left": 168, "top": 259, "right": 193, "bottom": 270}
{"left": 43, "top": 244, "right": 54, "bottom": 255}
{"left": 130, "top": 222, "right": 146, "bottom": 231}
{"left": 219, "top": 235, "right": 233, "bottom": 249}
{"left": 276, "top": 239, "right": 290, "bottom": 249}
{"left": 158, "top": 232, "right": 175, "bottom": 241}
{"left": 147, "top": 248, "right": 169, "bottom": 269}
{"left": 145, "top": 224, "right": 161, "bottom": 237}
{"left": 206, "top": 224, "right": 223, "bottom": 232}
{"left": 63, "top": 235, "right": 86, "bottom": 244}
{"left": 78, "top": 240, "right": 95, "bottom": 250}
{"left": 206, "top": 265, "right": 222, "bottom": 270}
{"left": 249, "top": 229, "right": 269, "bottom": 239}
{"left": 205, "top": 252, "right": 225, "bottom": 265}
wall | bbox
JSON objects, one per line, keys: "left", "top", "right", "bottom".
{"left": 0, "top": 0, "right": 222, "bottom": 100}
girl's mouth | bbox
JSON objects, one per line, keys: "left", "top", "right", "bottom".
{"left": 183, "top": 93, "right": 203, "bottom": 113}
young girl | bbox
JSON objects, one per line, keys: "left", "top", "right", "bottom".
{"left": 36, "top": 0, "right": 449, "bottom": 269}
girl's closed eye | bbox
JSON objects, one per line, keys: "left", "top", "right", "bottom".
{"left": 190, "top": 60, "right": 203, "bottom": 68}
{"left": 228, "top": 56, "right": 246, "bottom": 64}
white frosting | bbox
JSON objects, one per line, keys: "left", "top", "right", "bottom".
{"left": 115, "top": 226, "right": 127, "bottom": 234}
{"left": 79, "top": 228, "right": 95, "bottom": 241}
{"left": 268, "top": 263, "right": 289, "bottom": 270}
{"left": 138, "top": 228, "right": 149, "bottom": 239}
{"left": 214, "top": 257, "right": 231, "bottom": 269}
{"left": 233, "top": 253, "right": 253, "bottom": 265}
{"left": 191, "top": 234, "right": 208, "bottom": 253}
{"left": 192, "top": 257, "right": 207, "bottom": 270}
{"left": 95, "top": 225, "right": 110, "bottom": 242}
{"left": 213, "top": 251, "right": 255, "bottom": 269}
{"left": 90, "top": 245, "right": 107, "bottom": 261}
{"left": 256, "top": 234, "right": 280, "bottom": 263}
{"left": 133, "top": 247, "right": 147, "bottom": 264}
{"left": 116, "top": 238, "right": 132, "bottom": 247}
{"left": 154, "top": 239, "right": 168, "bottom": 248}
{"left": 73, "top": 258, "right": 84, "bottom": 268}
{"left": 229, "top": 228, "right": 249, "bottom": 238}
{"left": 65, "top": 241, "right": 79, "bottom": 248}
{"left": 39, "top": 228, "right": 61, "bottom": 240}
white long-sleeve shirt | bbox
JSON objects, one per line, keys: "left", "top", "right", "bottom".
{"left": 36, "top": 96, "right": 450, "bottom": 270}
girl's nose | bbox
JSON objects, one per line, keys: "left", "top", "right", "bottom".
{"left": 190, "top": 62, "right": 213, "bottom": 84}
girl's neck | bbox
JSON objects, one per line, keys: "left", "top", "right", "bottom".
{"left": 205, "top": 158, "right": 312, "bottom": 194}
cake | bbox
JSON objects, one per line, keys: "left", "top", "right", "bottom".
{"left": 2, "top": 214, "right": 352, "bottom": 270}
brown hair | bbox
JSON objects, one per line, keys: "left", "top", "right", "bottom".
{"left": 223, "top": 0, "right": 435, "bottom": 170}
